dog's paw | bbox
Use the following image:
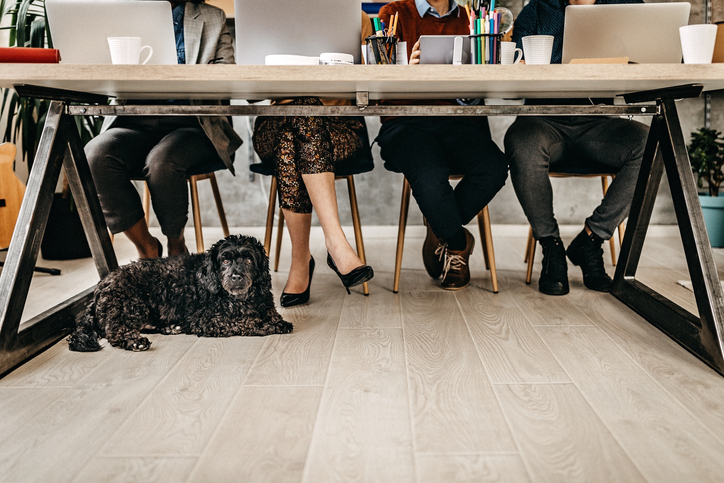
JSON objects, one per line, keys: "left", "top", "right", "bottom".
{"left": 123, "top": 337, "right": 152, "bottom": 351}
{"left": 161, "top": 325, "right": 184, "bottom": 335}
{"left": 275, "top": 320, "right": 293, "bottom": 334}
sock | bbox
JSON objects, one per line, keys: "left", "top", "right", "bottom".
{"left": 446, "top": 229, "right": 467, "bottom": 251}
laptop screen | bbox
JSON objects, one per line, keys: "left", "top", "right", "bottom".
{"left": 46, "top": 0, "right": 177, "bottom": 65}
{"left": 561, "top": 3, "right": 691, "bottom": 64}
{"left": 233, "top": 0, "right": 361, "bottom": 64}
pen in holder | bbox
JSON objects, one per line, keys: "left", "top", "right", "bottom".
{"left": 365, "top": 35, "right": 398, "bottom": 65}
{"left": 469, "top": 33, "right": 502, "bottom": 65}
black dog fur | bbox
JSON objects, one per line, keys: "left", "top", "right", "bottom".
{"left": 68, "top": 234, "right": 292, "bottom": 352}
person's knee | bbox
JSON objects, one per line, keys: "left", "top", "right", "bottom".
{"left": 84, "top": 135, "right": 119, "bottom": 177}
{"left": 504, "top": 121, "right": 551, "bottom": 167}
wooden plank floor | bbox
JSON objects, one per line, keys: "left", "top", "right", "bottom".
{"left": 3, "top": 224, "right": 724, "bottom": 482}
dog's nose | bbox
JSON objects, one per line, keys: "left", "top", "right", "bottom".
{"left": 231, "top": 274, "right": 241, "bottom": 282}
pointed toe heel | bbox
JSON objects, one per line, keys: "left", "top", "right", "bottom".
{"left": 280, "top": 257, "right": 315, "bottom": 308}
{"left": 326, "top": 253, "right": 374, "bottom": 294}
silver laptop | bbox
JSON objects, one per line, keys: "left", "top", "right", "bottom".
{"left": 234, "top": 0, "right": 361, "bottom": 64}
{"left": 561, "top": 3, "right": 691, "bottom": 64}
{"left": 46, "top": 0, "right": 178, "bottom": 64}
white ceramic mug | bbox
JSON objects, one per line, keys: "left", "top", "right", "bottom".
{"left": 679, "top": 24, "right": 718, "bottom": 64}
{"left": 107, "top": 37, "right": 153, "bottom": 65}
{"left": 522, "top": 35, "right": 554, "bottom": 65}
{"left": 500, "top": 41, "right": 523, "bottom": 65}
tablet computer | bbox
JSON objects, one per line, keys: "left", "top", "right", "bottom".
{"left": 419, "top": 35, "right": 472, "bottom": 64}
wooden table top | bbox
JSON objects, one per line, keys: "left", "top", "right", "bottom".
{"left": 1, "top": 63, "right": 723, "bottom": 101}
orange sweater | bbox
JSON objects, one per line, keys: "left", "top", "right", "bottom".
{"left": 378, "top": 0, "right": 470, "bottom": 60}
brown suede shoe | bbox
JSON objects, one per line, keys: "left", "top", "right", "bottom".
{"left": 441, "top": 228, "right": 475, "bottom": 290}
{"left": 422, "top": 223, "right": 446, "bottom": 279}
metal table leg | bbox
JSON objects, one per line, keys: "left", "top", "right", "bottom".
{"left": 613, "top": 90, "right": 724, "bottom": 375}
{"left": 0, "top": 100, "right": 117, "bottom": 376}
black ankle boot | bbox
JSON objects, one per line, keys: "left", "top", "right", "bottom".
{"left": 566, "top": 229, "right": 613, "bottom": 292}
{"left": 538, "top": 236, "right": 569, "bottom": 296}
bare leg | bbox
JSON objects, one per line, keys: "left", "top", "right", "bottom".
{"left": 281, "top": 209, "right": 313, "bottom": 293}
{"left": 124, "top": 218, "right": 161, "bottom": 259}
{"left": 302, "top": 172, "right": 363, "bottom": 274}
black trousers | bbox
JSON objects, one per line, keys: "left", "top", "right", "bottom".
{"left": 376, "top": 116, "right": 508, "bottom": 241}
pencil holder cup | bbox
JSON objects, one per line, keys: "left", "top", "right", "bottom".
{"left": 469, "top": 33, "right": 502, "bottom": 65}
{"left": 365, "top": 36, "right": 398, "bottom": 65}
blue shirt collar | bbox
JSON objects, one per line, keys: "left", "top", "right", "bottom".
{"left": 415, "top": 0, "right": 459, "bottom": 18}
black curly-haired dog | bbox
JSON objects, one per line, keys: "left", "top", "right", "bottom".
{"left": 68, "top": 234, "right": 292, "bottom": 352}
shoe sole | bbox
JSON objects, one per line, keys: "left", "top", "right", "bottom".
{"left": 538, "top": 285, "right": 569, "bottom": 296}
{"left": 441, "top": 282, "right": 469, "bottom": 291}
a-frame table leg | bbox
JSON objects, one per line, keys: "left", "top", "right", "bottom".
{"left": 0, "top": 101, "right": 117, "bottom": 376}
{"left": 612, "top": 94, "right": 724, "bottom": 374}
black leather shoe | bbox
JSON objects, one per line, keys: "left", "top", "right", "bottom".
{"left": 280, "top": 257, "right": 315, "bottom": 307}
{"left": 327, "top": 252, "right": 374, "bottom": 294}
{"left": 566, "top": 229, "right": 613, "bottom": 292}
{"left": 538, "top": 236, "right": 569, "bottom": 296}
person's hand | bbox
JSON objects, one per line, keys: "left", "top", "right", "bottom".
{"left": 410, "top": 39, "right": 421, "bottom": 64}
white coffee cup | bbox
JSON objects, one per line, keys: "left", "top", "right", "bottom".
{"left": 679, "top": 24, "right": 718, "bottom": 64}
{"left": 500, "top": 41, "right": 523, "bottom": 65}
{"left": 107, "top": 37, "right": 153, "bottom": 65}
{"left": 522, "top": 35, "right": 554, "bottom": 65}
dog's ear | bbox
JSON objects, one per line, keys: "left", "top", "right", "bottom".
{"left": 198, "top": 238, "right": 223, "bottom": 294}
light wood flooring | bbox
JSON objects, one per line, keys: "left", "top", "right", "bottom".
{"left": 3, "top": 224, "right": 724, "bottom": 483}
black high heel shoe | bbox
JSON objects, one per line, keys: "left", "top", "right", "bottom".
{"left": 326, "top": 252, "right": 374, "bottom": 294}
{"left": 280, "top": 257, "right": 315, "bottom": 307}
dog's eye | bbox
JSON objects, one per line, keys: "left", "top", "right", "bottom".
{"left": 245, "top": 258, "right": 253, "bottom": 264}
{"left": 222, "top": 259, "right": 231, "bottom": 265}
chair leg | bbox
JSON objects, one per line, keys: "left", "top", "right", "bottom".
{"left": 601, "top": 175, "right": 617, "bottom": 266}
{"left": 345, "top": 175, "right": 369, "bottom": 295}
{"left": 274, "top": 209, "right": 284, "bottom": 272}
{"left": 524, "top": 226, "right": 533, "bottom": 263}
{"left": 208, "top": 173, "right": 230, "bottom": 238}
{"left": 479, "top": 205, "right": 498, "bottom": 293}
{"left": 526, "top": 230, "right": 537, "bottom": 284}
{"left": 393, "top": 178, "right": 412, "bottom": 294}
{"left": 477, "top": 210, "right": 490, "bottom": 270}
{"left": 263, "top": 177, "right": 277, "bottom": 257}
{"left": 142, "top": 182, "right": 151, "bottom": 226}
{"left": 189, "top": 175, "right": 204, "bottom": 253}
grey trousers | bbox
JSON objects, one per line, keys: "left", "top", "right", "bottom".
{"left": 85, "top": 116, "right": 223, "bottom": 237}
{"left": 504, "top": 116, "right": 648, "bottom": 240}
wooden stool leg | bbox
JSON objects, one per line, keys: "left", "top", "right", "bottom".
{"left": 189, "top": 175, "right": 204, "bottom": 253}
{"left": 142, "top": 182, "right": 151, "bottom": 226}
{"left": 601, "top": 175, "right": 617, "bottom": 265}
{"left": 526, "top": 233, "right": 537, "bottom": 284}
{"left": 208, "top": 173, "right": 230, "bottom": 238}
{"left": 274, "top": 209, "right": 284, "bottom": 273}
{"left": 524, "top": 226, "right": 533, "bottom": 263}
{"left": 393, "top": 178, "right": 412, "bottom": 294}
{"left": 346, "top": 175, "right": 369, "bottom": 295}
{"left": 480, "top": 205, "right": 498, "bottom": 293}
{"left": 263, "top": 177, "right": 277, "bottom": 257}
{"left": 477, "top": 210, "right": 490, "bottom": 270}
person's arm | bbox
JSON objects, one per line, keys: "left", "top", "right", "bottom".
{"left": 214, "top": 15, "right": 235, "bottom": 64}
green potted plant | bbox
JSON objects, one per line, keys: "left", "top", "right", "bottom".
{"left": 688, "top": 127, "right": 724, "bottom": 247}
{"left": 1, "top": 0, "right": 103, "bottom": 259}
